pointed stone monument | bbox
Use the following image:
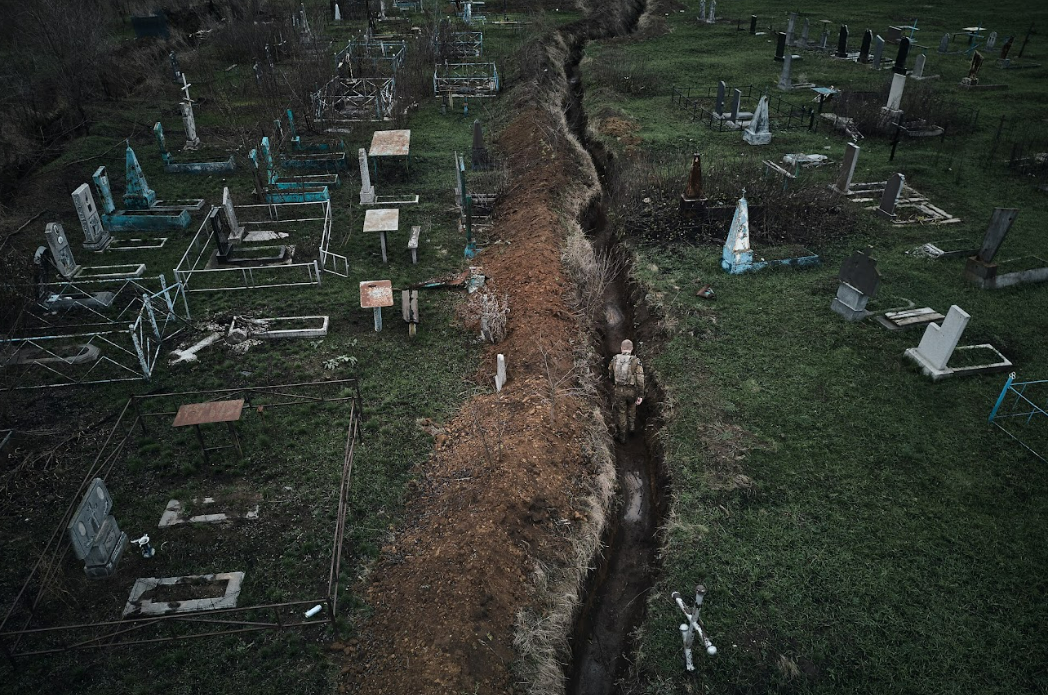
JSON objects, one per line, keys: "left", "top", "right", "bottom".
{"left": 835, "top": 25, "right": 849, "bottom": 57}
{"left": 859, "top": 29, "right": 873, "bottom": 63}
{"left": 123, "top": 144, "right": 157, "bottom": 211}
{"left": 894, "top": 37, "right": 911, "bottom": 75}
{"left": 743, "top": 96, "right": 771, "bottom": 145}
{"left": 721, "top": 192, "right": 754, "bottom": 273}
{"left": 680, "top": 153, "right": 706, "bottom": 214}
{"left": 964, "top": 208, "right": 1019, "bottom": 284}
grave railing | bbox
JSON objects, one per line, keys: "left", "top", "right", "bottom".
{"left": 989, "top": 372, "right": 1048, "bottom": 462}
{"left": 174, "top": 199, "right": 336, "bottom": 293}
{"left": 335, "top": 39, "right": 407, "bottom": 76}
{"left": 0, "top": 275, "right": 189, "bottom": 389}
{"left": 312, "top": 76, "right": 396, "bottom": 128}
{"left": 433, "top": 62, "right": 500, "bottom": 98}
{"left": 0, "top": 380, "right": 364, "bottom": 659}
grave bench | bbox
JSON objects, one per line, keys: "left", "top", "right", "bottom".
{"left": 408, "top": 225, "right": 421, "bottom": 264}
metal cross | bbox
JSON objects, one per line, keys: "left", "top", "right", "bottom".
{"left": 181, "top": 74, "right": 194, "bottom": 103}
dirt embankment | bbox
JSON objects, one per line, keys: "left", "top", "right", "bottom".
{"left": 342, "top": 111, "right": 603, "bottom": 695}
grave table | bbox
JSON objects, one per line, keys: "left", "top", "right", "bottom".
{"left": 360, "top": 279, "right": 394, "bottom": 331}
{"left": 811, "top": 86, "right": 839, "bottom": 113}
{"left": 369, "top": 129, "right": 411, "bottom": 178}
{"left": 364, "top": 208, "right": 400, "bottom": 263}
{"left": 173, "top": 399, "right": 245, "bottom": 463}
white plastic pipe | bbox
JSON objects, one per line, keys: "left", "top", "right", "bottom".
{"left": 304, "top": 604, "right": 323, "bottom": 618}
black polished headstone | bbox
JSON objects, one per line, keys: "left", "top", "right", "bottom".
{"left": 775, "top": 31, "right": 787, "bottom": 61}
{"left": 836, "top": 25, "right": 849, "bottom": 58}
{"left": 859, "top": 29, "right": 873, "bottom": 63}
{"left": 894, "top": 37, "right": 911, "bottom": 75}
{"left": 750, "top": 15, "right": 757, "bottom": 34}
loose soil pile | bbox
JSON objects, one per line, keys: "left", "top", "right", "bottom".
{"left": 342, "top": 107, "right": 599, "bottom": 694}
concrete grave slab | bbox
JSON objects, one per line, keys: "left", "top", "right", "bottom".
{"left": 123, "top": 572, "right": 245, "bottom": 617}
{"left": 158, "top": 497, "right": 260, "bottom": 528}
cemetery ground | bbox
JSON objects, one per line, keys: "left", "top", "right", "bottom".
{"left": 0, "top": 1, "right": 1047, "bottom": 694}
{"left": 579, "top": 0, "right": 1048, "bottom": 692}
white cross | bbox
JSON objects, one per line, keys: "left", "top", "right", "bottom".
{"left": 181, "top": 74, "right": 193, "bottom": 103}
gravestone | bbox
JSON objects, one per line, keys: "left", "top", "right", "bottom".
{"left": 699, "top": 1, "right": 705, "bottom": 20}
{"left": 977, "top": 208, "right": 1019, "bottom": 264}
{"left": 833, "top": 142, "right": 860, "bottom": 193}
{"left": 962, "top": 51, "right": 983, "bottom": 85}
{"left": 715, "top": 81, "right": 726, "bottom": 115}
{"left": 965, "top": 208, "right": 1020, "bottom": 284}
{"left": 681, "top": 153, "right": 705, "bottom": 206}
{"left": 334, "top": 2, "right": 341, "bottom": 21}
{"left": 123, "top": 145, "right": 157, "bottom": 211}
{"left": 358, "top": 148, "right": 376, "bottom": 204}
{"left": 67, "top": 478, "right": 128, "bottom": 578}
{"left": 987, "top": 32, "right": 997, "bottom": 50}
{"left": 743, "top": 97, "right": 770, "bottom": 144}
{"left": 471, "top": 119, "right": 491, "bottom": 170}
{"left": 707, "top": 0, "right": 715, "bottom": 24}
{"left": 743, "top": 97, "right": 771, "bottom": 145}
{"left": 800, "top": 18, "right": 810, "bottom": 46}
{"left": 836, "top": 25, "right": 849, "bottom": 58}
{"left": 912, "top": 54, "right": 927, "bottom": 79}
{"left": 44, "top": 223, "right": 82, "bottom": 278}
{"left": 877, "top": 173, "right": 905, "bottom": 219}
{"left": 872, "top": 35, "right": 885, "bottom": 69}
{"left": 785, "top": 13, "right": 796, "bottom": 45}
{"left": 775, "top": 32, "right": 787, "bottom": 61}
{"left": 886, "top": 72, "right": 907, "bottom": 111}
{"left": 859, "top": 29, "right": 873, "bottom": 63}
{"left": 777, "top": 53, "right": 793, "bottom": 90}
{"left": 894, "top": 37, "right": 911, "bottom": 75}
{"left": 749, "top": 15, "right": 757, "bottom": 34}
{"left": 495, "top": 354, "right": 506, "bottom": 391}
{"left": 221, "top": 187, "right": 243, "bottom": 239}
{"left": 831, "top": 249, "right": 880, "bottom": 321}
{"left": 92, "top": 166, "right": 115, "bottom": 215}
{"left": 1000, "top": 36, "right": 1014, "bottom": 59}
{"left": 938, "top": 33, "right": 951, "bottom": 53}
{"left": 730, "top": 89, "right": 742, "bottom": 121}
{"left": 721, "top": 192, "right": 753, "bottom": 273}
{"left": 180, "top": 101, "right": 201, "bottom": 150}
{"left": 912, "top": 305, "right": 970, "bottom": 371}
{"left": 819, "top": 24, "right": 829, "bottom": 50}
{"left": 72, "top": 184, "right": 110, "bottom": 251}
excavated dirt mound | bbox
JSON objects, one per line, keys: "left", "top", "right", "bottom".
{"left": 342, "top": 107, "right": 597, "bottom": 694}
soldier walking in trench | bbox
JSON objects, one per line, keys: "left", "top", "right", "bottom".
{"left": 609, "top": 339, "right": 644, "bottom": 443}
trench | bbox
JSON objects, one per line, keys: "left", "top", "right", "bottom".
{"left": 558, "top": 2, "right": 668, "bottom": 694}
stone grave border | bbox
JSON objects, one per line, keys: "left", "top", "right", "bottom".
{"left": 174, "top": 198, "right": 343, "bottom": 296}
{"left": 988, "top": 372, "right": 1048, "bottom": 463}
{"left": 0, "top": 275, "right": 189, "bottom": 390}
{"left": 0, "top": 379, "right": 363, "bottom": 659}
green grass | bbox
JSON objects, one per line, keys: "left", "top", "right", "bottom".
{"left": 579, "top": 1, "right": 1048, "bottom": 692}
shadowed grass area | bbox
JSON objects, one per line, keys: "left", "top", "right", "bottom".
{"left": 579, "top": 0, "right": 1048, "bottom": 692}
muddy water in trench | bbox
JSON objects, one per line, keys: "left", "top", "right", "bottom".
{"left": 561, "top": 5, "right": 666, "bottom": 694}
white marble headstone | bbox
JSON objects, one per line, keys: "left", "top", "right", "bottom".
{"left": 44, "top": 223, "right": 81, "bottom": 278}
{"left": 915, "top": 305, "right": 970, "bottom": 371}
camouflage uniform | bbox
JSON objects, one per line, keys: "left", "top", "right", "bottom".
{"left": 609, "top": 351, "right": 644, "bottom": 442}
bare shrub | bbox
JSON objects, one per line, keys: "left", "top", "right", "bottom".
{"left": 561, "top": 226, "right": 617, "bottom": 322}
{"left": 462, "top": 291, "right": 510, "bottom": 344}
